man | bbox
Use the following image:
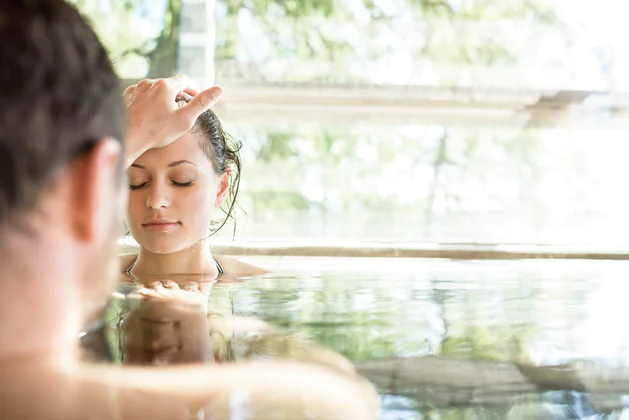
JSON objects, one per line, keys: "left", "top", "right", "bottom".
{"left": 0, "top": 1, "right": 377, "bottom": 418}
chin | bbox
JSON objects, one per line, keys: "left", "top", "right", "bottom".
{"left": 142, "top": 243, "right": 187, "bottom": 254}
{"left": 138, "top": 237, "right": 195, "bottom": 255}
{"left": 129, "top": 227, "right": 183, "bottom": 254}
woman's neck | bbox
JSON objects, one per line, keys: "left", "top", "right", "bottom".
{"left": 131, "top": 239, "right": 218, "bottom": 277}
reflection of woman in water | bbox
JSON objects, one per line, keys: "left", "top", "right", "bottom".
{"left": 120, "top": 95, "right": 264, "bottom": 280}
{"left": 121, "top": 281, "right": 216, "bottom": 365}
{"left": 117, "top": 279, "right": 356, "bottom": 373}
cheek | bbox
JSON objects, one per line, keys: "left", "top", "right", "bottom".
{"left": 174, "top": 187, "right": 206, "bottom": 213}
{"left": 126, "top": 191, "right": 145, "bottom": 222}
{"left": 177, "top": 186, "right": 217, "bottom": 228}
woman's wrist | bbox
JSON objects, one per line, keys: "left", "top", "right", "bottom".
{"left": 124, "top": 130, "right": 149, "bottom": 169}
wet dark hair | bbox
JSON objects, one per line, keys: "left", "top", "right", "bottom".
{"left": 179, "top": 98, "right": 241, "bottom": 236}
{"left": 0, "top": 0, "right": 124, "bottom": 230}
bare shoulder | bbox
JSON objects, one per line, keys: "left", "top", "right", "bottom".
{"left": 214, "top": 255, "right": 268, "bottom": 278}
{"left": 119, "top": 253, "right": 138, "bottom": 274}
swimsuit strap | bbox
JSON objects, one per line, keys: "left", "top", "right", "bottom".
{"left": 126, "top": 261, "right": 135, "bottom": 274}
{"left": 214, "top": 257, "right": 224, "bottom": 278}
{"left": 126, "top": 258, "right": 224, "bottom": 277}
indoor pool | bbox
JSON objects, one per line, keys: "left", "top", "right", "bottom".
{"left": 83, "top": 256, "right": 629, "bottom": 419}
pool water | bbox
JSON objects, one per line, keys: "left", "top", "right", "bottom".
{"left": 88, "top": 256, "right": 629, "bottom": 419}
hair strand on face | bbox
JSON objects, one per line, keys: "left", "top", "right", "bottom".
{"left": 177, "top": 96, "right": 242, "bottom": 239}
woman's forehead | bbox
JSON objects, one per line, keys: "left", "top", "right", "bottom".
{"left": 136, "top": 131, "right": 207, "bottom": 166}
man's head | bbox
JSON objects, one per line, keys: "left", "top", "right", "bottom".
{"left": 0, "top": 0, "right": 125, "bottom": 317}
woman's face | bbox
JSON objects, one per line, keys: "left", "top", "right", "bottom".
{"left": 122, "top": 299, "right": 213, "bottom": 365}
{"left": 126, "top": 132, "right": 228, "bottom": 254}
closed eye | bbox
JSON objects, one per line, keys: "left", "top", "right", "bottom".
{"left": 172, "top": 181, "right": 193, "bottom": 188}
{"left": 129, "top": 182, "right": 148, "bottom": 190}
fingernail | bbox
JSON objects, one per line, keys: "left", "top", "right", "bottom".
{"left": 211, "top": 86, "right": 223, "bottom": 98}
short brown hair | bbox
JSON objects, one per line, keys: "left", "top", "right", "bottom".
{"left": 0, "top": 0, "right": 125, "bottom": 228}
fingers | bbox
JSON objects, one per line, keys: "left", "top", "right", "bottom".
{"left": 124, "top": 76, "right": 202, "bottom": 100}
{"left": 159, "top": 74, "right": 199, "bottom": 97}
{"left": 123, "top": 84, "right": 135, "bottom": 97}
{"left": 149, "top": 281, "right": 164, "bottom": 291}
{"left": 162, "top": 280, "right": 179, "bottom": 290}
{"left": 123, "top": 84, "right": 138, "bottom": 107}
{"left": 129, "top": 282, "right": 173, "bottom": 300}
{"left": 176, "top": 86, "right": 222, "bottom": 122}
{"left": 120, "top": 280, "right": 209, "bottom": 308}
{"left": 183, "top": 282, "right": 200, "bottom": 292}
{"left": 123, "top": 79, "right": 156, "bottom": 100}
{"left": 176, "top": 91, "right": 194, "bottom": 103}
{"left": 125, "top": 285, "right": 155, "bottom": 300}
{"left": 135, "top": 78, "right": 156, "bottom": 93}
{"left": 123, "top": 76, "right": 221, "bottom": 147}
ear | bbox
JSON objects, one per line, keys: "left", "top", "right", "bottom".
{"left": 214, "top": 171, "right": 230, "bottom": 208}
{"left": 66, "top": 138, "right": 122, "bottom": 242}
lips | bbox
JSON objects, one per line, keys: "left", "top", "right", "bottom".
{"left": 146, "top": 346, "right": 179, "bottom": 365}
{"left": 142, "top": 219, "right": 180, "bottom": 232}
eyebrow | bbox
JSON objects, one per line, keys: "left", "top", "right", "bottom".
{"left": 130, "top": 160, "right": 197, "bottom": 170}
{"left": 168, "top": 160, "right": 197, "bottom": 168}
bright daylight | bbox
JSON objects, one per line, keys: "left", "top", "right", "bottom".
{"left": 2, "top": 0, "right": 629, "bottom": 419}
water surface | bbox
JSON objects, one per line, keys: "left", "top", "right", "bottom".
{"left": 91, "top": 257, "right": 629, "bottom": 419}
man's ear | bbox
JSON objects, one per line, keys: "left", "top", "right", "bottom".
{"left": 215, "top": 172, "right": 230, "bottom": 207}
{"left": 67, "top": 138, "right": 122, "bottom": 242}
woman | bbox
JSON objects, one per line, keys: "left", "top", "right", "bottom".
{"left": 116, "top": 92, "right": 339, "bottom": 365}
{"left": 120, "top": 94, "right": 264, "bottom": 280}
{"left": 112, "top": 88, "right": 378, "bottom": 412}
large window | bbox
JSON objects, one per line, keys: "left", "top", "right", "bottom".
{"left": 73, "top": 0, "right": 629, "bottom": 247}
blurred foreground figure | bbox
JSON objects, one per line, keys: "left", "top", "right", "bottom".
{"left": 0, "top": 1, "right": 377, "bottom": 418}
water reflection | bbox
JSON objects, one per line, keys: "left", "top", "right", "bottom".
{"left": 122, "top": 298, "right": 214, "bottom": 365}
{"left": 75, "top": 275, "right": 380, "bottom": 418}
{"left": 98, "top": 277, "right": 360, "bottom": 375}
{"left": 113, "top": 278, "right": 226, "bottom": 366}
{"left": 83, "top": 257, "right": 629, "bottom": 417}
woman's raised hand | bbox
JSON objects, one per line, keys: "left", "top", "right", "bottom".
{"left": 123, "top": 75, "right": 222, "bottom": 168}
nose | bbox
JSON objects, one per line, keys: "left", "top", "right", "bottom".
{"left": 143, "top": 321, "right": 178, "bottom": 350}
{"left": 145, "top": 181, "right": 171, "bottom": 210}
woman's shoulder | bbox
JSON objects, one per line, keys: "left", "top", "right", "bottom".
{"left": 214, "top": 255, "right": 268, "bottom": 278}
{"left": 119, "top": 253, "right": 138, "bottom": 274}
{"left": 116, "top": 253, "right": 266, "bottom": 278}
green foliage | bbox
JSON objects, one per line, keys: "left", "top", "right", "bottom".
{"left": 437, "top": 326, "right": 539, "bottom": 363}
{"left": 256, "top": 132, "right": 297, "bottom": 162}
{"left": 69, "top": 0, "right": 594, "bottom": 245}
{"left": 215, "top": 0, "right": 559, "bottom": 77}
{"left": 147, "top": 0, "right": 181, "bottom": 78}
{"left": 71, "top": 0, "right": 560, "bottom": 82}
{"left": 223, "top": 0, "right": 335, "bottom": 17}
{"left": 68, "top": 0, "right": 179, "bottom": 79}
